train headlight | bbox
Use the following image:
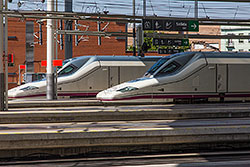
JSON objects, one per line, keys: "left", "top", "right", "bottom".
{"left": 20, "top": 86, "right": 39, "bottom": 91}
{"left": 116, "top": 86, "right": 138, "bottom": 93}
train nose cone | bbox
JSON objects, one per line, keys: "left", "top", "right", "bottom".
{"left": 96, "top": 91, "right": 107, "bottom": 100}
{"left": 97, "top": 89, "right": 118, "bottom": 101}
{"left": 8, "top": 88, "right": 18, "bottom": 98}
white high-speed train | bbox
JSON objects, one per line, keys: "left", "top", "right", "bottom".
{"left": 97, "top": 52, "right": 250, "bottom": 103}
{"left": 8, "top": 55, "right": 161, "bottom": 99}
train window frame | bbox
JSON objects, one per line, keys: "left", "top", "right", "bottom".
{"left": 155, "top": 61, "right": 181, "bottom": 77}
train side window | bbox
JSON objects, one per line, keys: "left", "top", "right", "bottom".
{"left": 155, "top": 61, "right": 180, "bottom": 77}
{"left": 58, "top": 65, "right": 77, "bottom": 77}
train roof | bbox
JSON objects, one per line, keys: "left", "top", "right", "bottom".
{"left": 68, "top": 52, "right": 250, "bottom": 62}
{"left": 202, "top": 52, "right": 250, "bottom": 58}
{"left": 69, "top": 55, "right": 162, "bottom": 62}
{"left": 162, "top": 51, "right": 250, "bottom": 59}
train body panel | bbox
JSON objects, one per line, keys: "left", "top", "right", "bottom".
{"left": 8, "top": 56, "right": 161, "bottom": 99}
{"left": 97, "top": 52, "right": 250, "bottom": 103}
{"left": 228, "top": 64, "right": 250, "bottom": 92}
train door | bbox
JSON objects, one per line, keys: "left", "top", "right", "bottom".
{"left": 217, "top": 64, "right": 228, "bottom": 93}
{"left": 108, "top": 67, "right": 119, "bottom": 88}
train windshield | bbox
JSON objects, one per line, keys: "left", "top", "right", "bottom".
{"left": 153, "top": 52, "right": 196, "bottom": 77}
{"left": 58, "top": 64, "right": 78, "bottom": 77}
{"left": 58, "top": 57, "right": 90, "bottom": 77}
{"left": 144, "top": 57, "right": 170, "bottom": 76}
{"left": 155, "top": 61, "right": 181, "bottom": 77}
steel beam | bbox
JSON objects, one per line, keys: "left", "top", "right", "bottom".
{"left": 145, "top": 33, "right": 250, "bottom": 39}
{"left": 57, "top": 30, "right": 250, "bottom": 39}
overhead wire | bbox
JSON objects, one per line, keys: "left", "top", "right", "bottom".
{"left": 6, "top": 0, "right": 250, "bottom": 20}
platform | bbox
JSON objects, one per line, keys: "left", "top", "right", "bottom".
{"left": 0, "top": 118, "right": 250, "bottom": 158}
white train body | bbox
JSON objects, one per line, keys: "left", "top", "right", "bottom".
{"left": 8, "top": 56, "right": 161, "bottom": 99}
{"left": 97, "top": 52, "right": 250, "bottom": 103}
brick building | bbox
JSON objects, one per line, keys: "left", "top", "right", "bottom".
{"left": 189, "top": 25, "right": 221, "bottom": 51}
{"left": 6, "top": 18, "right": 128, "bottom": 88}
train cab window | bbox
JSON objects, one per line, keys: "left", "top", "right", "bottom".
{"left": 58, "top": 64, "right": 77, "bottom": 77}
{"left": 145, "top": 57, "right": 170, "bottom": 76}
{"left": 73, "top": 58, "right": 90, "bottom": 68}
{"left": 155, "top": 61, "right": 180, "bottom": 77}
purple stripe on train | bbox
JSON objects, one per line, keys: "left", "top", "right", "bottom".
{"left": 9, "top": 92, "right": 98, "bottom": 99}
{"left": 99, "top": 93, "right": 250, "bottom": 101}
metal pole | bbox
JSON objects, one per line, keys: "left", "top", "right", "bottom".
{"left": 133, "top": 0, "right": 136, "bottom": 56}
{"left": 137, "top": 25, "right": 143, "bottom": 56}
{"left": 47, "top": 0, "right": 55, "bottom": 100}
{"left": 65, "top": 0, "right": 72, "bottom": 59}
{"left": 39, "top": 23, "right": 43, "bottom": 45}
{"left": 195, "top": 0, "right": 198, "bottom": 18}
{"left": 143, "top": 0, "right": 146, "bottom": 17}
{"left": 97, "top": 17, "right": 101, "bottom": 45}
{"left": 75, "top": 20, "right": 78, "bottom": 46}
{"left": 4, "top": 0, "right": 8, "bottom": 110}
{"left": 18, "top": 66, "right": 20, "bottom": 85}
{"left": 54, "top": 0, "right": 58, "bottom": 100}
{"left": 59, "top": 20, "right": 63, "bottom": 50}
{"left": 0, "top": 0, "right": 4, "bottom": 111}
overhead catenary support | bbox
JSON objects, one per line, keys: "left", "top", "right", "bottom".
{"left": 59, "top": 20, "right": 64, "bottom": 50}
{"left": 136, "top": 25, "right": 143, "bottom": 56}
{"left": 38, "top": 22, "right": 43, "bottom": 45}
{"left": 143, "top": 0, "right": 146, "bottom": 17}
{"left": 195, "top": 0, "right": 198, "bottom": 18}
{"left": 47, "top": 0, "right": 55, "bottom": 100}
{"left": 75, "top": 20, "right": 78, "bottom": 46}
{"left": 54, "top": 0, "right": 58, "bottom": 100}
{"left": 97, "top": 17, "right": 101, "bottom": 45}
{"left": 64, "top": 0, "right": 72, "bottom": 59}
{"left": 0, "top": 0, "right": 4, "bottom": 111}
{"left": 3, "top": 10, "right": 250, "bottom": 25}
{"left": 132, "top": 0, "right": 136, "bottom": 56}
{"left": 145, "top": 32, "right": 250, "bottom": 39}
{"left": 4, "top": 0, "right": 8, "bottom": 110}
{"left": 57, "top": 30, "right": 250, "bottom": 39}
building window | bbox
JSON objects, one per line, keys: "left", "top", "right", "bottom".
{"left": 248, "top": 33, "right": 250, "bottom": 43}
{"left": 194, "top": 44, "right": 204, "bottom": 50}
{"left": 208, "top": 43, "right": 219, "bottom": 50}
{"left": 239, "top": 33, "right": 244, "bottom": 43}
